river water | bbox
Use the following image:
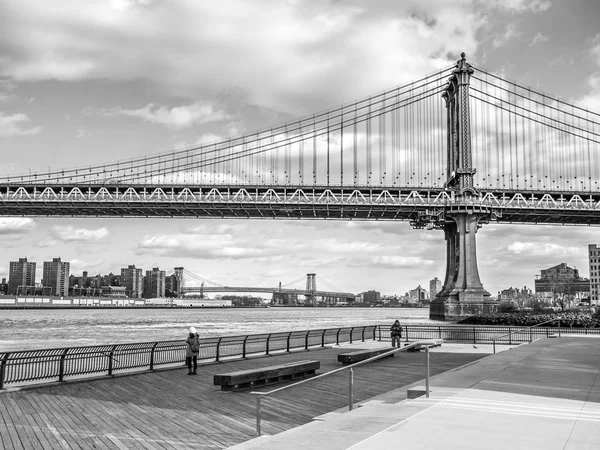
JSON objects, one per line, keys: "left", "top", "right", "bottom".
{"left": 0, "top": 307, "right": 436, "bottom": 352}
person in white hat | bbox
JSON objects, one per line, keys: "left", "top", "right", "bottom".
{"left": 186, "top": 326, "right": 200, "bottom": 375}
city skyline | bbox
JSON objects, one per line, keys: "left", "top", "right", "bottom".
{"left": 1, "top": 1, "right": 600, "bottom": 296}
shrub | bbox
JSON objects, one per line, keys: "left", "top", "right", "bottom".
{"left": 497, "top": 301, "right": 517, "bottom": 313}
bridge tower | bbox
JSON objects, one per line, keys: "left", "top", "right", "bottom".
{"left": 427, "top": 53, "right": 496, "bottom": 321}
{"left": 305, "top": 273, "right": 317, "bottom": 306}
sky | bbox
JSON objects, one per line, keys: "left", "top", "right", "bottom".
{"left": 1, "top": 0, "right": 600, "bottom": 297}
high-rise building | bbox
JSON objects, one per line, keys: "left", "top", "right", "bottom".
{"left": 8, "top": 258, "right": 37, "bottom": 295}
{"left": 362, "top": 290, "right": 381, "bottom": 304}
{"left": 429, "top": 277, "right": 442, "bottom": 301}
{"left": 42, "top": 257, "right": 70, "bottom": 296}
{"left": 121, "top": 265, "right": 143, "bottom": 298}
{"left": 589, "top": 244, "right": 600, "bottom": 306}
{"left": 144, "top": 267, "right": 166, "bottom": 298}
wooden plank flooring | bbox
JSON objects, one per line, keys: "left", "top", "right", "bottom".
{"left": 0, "top": 345, "right": 485, "bottom": 449}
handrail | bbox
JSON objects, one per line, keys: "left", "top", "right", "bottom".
{"left": 492, "top": 317, "right": 561, "bottom": 354}
{"left": 250, "top": 339, "right": 440, "bottom": 436}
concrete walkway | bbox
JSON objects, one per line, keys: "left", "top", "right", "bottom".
{"left": 230, "top": 336, "right": 600, "bottom": 449}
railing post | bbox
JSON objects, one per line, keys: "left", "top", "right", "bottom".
{"left": 508, "top": 328, "right": 512, "bottom": 345}
{"left": 378, "top": 325, "right": 381, "bottom": 341}
{"left": 59, "top": 349, "right": 68, "bottom": 382}
{"left": 149, "top": 342, "right": 158, "bottom": 370}
{"left": 0, "top": 353, "right": 10, "bottom": 390}
{"left": 321, "top": 330, "right": 326, "bottom": 347}
{"left": 558, "top": 320, "right": 561, "bottom": 337}
{"left": 529, "top": 328, "right": 533, "bottom": 343}
{"left": 242, "top": 336, "right": 248, "bottom": 358}
{"left": 373, "top": 326, "right": 376, "bottom": 341}
{"left": 336, "top": 328, "right": 340, "bottom": 346}
{"left": 425, "top": 346, "right": 430, "bottom": 398}
{"left": 438, "top": 326, "right": 442, "bottom": 339}
{"left": 473, "top": 327, "right": 476, "bottom": 344}
{"left": 286, "top": 332, "right": 291, "bottom": 352}
{"left": 348, "top": 368, "right": 354, "bottom": 411}
{"left": 216, "top": 337, "right": 223, "bottom": 362}
{"left": 108, "top": 345, "right": 117, "bottom": 376}
{"left": 361, "top": 327, "right": 365, "bottom": 342}
{"left": 405, "top": 326, "right": 409, "bottom": 342}
{"left": 350, "top": 327, "right": 354, "bottom": 344}
{"left": 266, "top": 334, "right": 271, "bottom": 355}
{"left": 256, "top": 396, "right": 262, "bottom": 436}
{"left": 493, "top": 339, "right": 496, "bottom": 354}
{"left": 305, "top": 331, "right": 310, "bottom": 350}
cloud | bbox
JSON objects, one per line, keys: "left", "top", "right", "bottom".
{"left": 506, "top": 241, "right": 581, "bottom": 257}
{"left": 575, "top": 35, "right": 600, "bottom": 113}
{"left": 486, "top": 0, "right": 551, "bottom": 13}
{"left": 0, "top": 217, "right": 36, "bottom": 235}
{"left": 369, "top": 255, "right": 435, "bottom": 268}
{"left": 0, "top": 0, "right": 486, "bottom": 115}
{"left": 70, "top": 258, "right": 104, "bottom": 272}
{"left": 0, "top": 112, "right": 42, "bottom": 136}
{"left": 528, "top": 32, "right": 548, "bottom": 47}
{"left": 85, "top": 102, "right": 229, "bottom": 130}
{"left": 493, "top": 23, "right": 523, "bottom": 48}
{"left": 50, "top": 225, "right": 110, "bottom": 242}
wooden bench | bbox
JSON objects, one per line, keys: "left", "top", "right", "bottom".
{"left": 213, "top": 360, "right": 320, "bottom": 391}
{"left": 406, "top": 339, "right": 443, "bottom": 352}
{"left": 337, "top": 347, "right": 395, "bottom": 365}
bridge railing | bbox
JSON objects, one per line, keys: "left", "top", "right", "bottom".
{"left": 2, "top": 324, "right": 599, "bottom": 389}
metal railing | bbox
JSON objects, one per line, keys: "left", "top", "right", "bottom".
{"left": 0, "top": 325, "right": 378, "bottom": 389}
{"left": 250, "top": 340, "right": 439, "bottom": 436}
{"left": 2, "top": 323, "right": 598, "bottom": 389}
{"left": 392, "top": 324, "right": 600, "bottom": 346}
{"left": 491, "top": 318, "right": 562, "bottom": 354}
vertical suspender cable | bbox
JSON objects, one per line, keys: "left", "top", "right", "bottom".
{"left": 367, "top": 100, "right": 371, "bottom": 185}
{"left": 340, "top": 112, "right": 344, "bottom": 187}
{"left": 327, "top": 115, "right": 330, "bottom": 186}
{"left": 353, "top": 104, "right": 358, "bottom": 185}
{"left": 313, "top": 116, "right": 317, "bottom": 185}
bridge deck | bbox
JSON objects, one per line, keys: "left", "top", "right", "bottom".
{"left": 0, "top": 342, "right": 486, "bottom": 449}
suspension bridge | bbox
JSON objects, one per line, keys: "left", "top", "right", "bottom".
{"left": 179, "top": 271, "right": 354, "bottom": 303}
{"left": 1, "top": 53, "right": 599, "bottom": 319}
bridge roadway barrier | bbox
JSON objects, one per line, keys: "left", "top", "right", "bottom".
{"left": 1, "top": 324, "right": 599, "bottom": 390}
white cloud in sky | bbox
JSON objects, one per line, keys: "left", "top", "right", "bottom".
{"left": 0, "top": 112, "right": 42, "bottom": 136}
{"left": 529, "top": 32, "right": 549, "bottom": 46}
{"left": 0, "top": 217, "right": 36, "bottom": 235}
{"left": 486, "top": 0, "right": 551, "bottom": 13}
{"left": 493, "top": 23, "right": 523, "bottom": 48}
{"left": 50, "top": 225, "right": 110, "bottom": 242}
{"left": 506, "top": 241, "right": 580, "bottom": 257}
{"left": 85, "top": 102, "right": 228, "bottom": 130}
{"left": 0, "top": 0, "right": 488, "bottom": 115}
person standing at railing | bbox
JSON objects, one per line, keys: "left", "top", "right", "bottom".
{"left": 390, "top": 320, "right": 402, "bottom": 348}
{"left": 186, "top": 327, "right": 200, "bottom": 375}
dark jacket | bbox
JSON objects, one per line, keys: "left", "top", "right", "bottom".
{"left": 390, "top": 323, "right": 402, "bottom": 337}
{"left": 186, "top": 333, "right": 200, "bottom": 357}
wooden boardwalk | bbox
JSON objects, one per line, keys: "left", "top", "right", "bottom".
{"left": 0, "top": 344, "right": 486, "bottom": 450}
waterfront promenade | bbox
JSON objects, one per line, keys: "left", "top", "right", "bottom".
{"left": 0, "top": 340, "right": 487, "bottom": 449}
{"left": 233, "top": 336, "right": 600, "bottom": 449}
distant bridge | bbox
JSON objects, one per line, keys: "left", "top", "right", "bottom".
{"left": 182, "top": 286, "right": 354, "bottom": 298}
